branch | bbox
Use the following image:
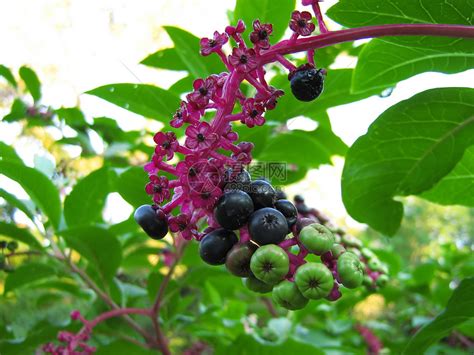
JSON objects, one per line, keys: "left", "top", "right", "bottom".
{"left": 260, "top": 24, "right": 474, "bottom": 64}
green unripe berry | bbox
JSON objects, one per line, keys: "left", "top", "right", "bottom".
{"left": 376, "top": 274, "right": 389, "bottom": 288}
{"left": 272, "top": 280, "right": 309, "bottom": 310}
{"left": 295, "top": 263, "right": 333, "bottom": 299}
{"left": 337, "top": 252, "right": 364, "bottom": 289}
{"left": 363, "top": 275, "right": 373, "bottom": 287}
{"left": 250, "top": 245, "right": 289, "bottom": 285}
{"left": 341, "top": 234, "right": 362, "bottom": 248}
{"left": 244, "top": 274, "right": 273, "bottom": 293}
{"left": 299, "top": 223, "right": 335, "bottom": 254}
{"left": 330, "top": 244, "right": 346, "bottom": 259}
{"left": 361, "top": 248, "right": 375, "bottom": 260}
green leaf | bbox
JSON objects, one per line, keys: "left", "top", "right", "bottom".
{"left": 4, "top": 263, "right": 55, "bottom": 294}
{"left": 327, "top": 0, "right": 472, "bottom": 27}
{"left": 163, "top": 26, "right": 226, "bottom": 79}
{"left": 168, "top": 75, "right": 194, "bottom": 97}
{"left": 56, "top": 107, "right": 87, "bottom": 128}
{"left": 95, "top": 340, "right": 155, "bottom": 355}
{"left": 0, "top": 161, "right": 62, "bottom": 229}
{"left": 404, "top": 277, "right": 474, "bottom": 354}
{"left": 353, "top": 38, "right": 474, "bottom": 94}
{"left": 2, "top": 98, "right": 27, "bottom": 123}
{"left": 266, "top": 70, "right": 380, "bottom": 122}
{"left": 311, "top": 126, "right": 348, "bottom": 157}
{"left": 140, "top": 47, "right": 187, "bottom": 71}
{"left": 0, "top": 222, "right": 42, "bottom": 249}
{"left": 258, "top": 130, "right": 332, "bottom": 168}
{"left": 115, "top": 166, "right": 151, "bottom": 208}
{"left": 220, "top": 335, "right": 324, "bottom": 355}
{"left": 0, "top": 65, "right": 17, "bottom": 87}
{"left": 0, "top": 188, "right": 36, "bottom": 222}
{"left": 0, "top": 141, "right": 22, "bottom": 163}
{"left": 19, "top": 66, "right": 41, "bottom": 102}
{"left": 60, "top": 226, "right": 122, "bottom": 284}
{"left": 342, "top": 88, "right": 474, "bottom": 235}
{"left": 421, "top": 146, "right": 474, "bottom": 206}
{"left": 64, "top": 167, "right": 114, "bottom": 227}
{"left": 234, "top": 0, "right": 296, "bottom": 44}
{"left": 86, "top": 84, "right": 180, "bottom": 123}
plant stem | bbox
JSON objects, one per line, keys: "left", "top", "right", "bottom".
{"left": 150, "top": 239, "right": 189, "bottom": 355}
{"left": 259, "top": 24, "right": 474, "bottom": 64}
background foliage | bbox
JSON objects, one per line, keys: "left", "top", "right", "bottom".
{"left": 0, "top": 0, "right": 473, "bottom": 353}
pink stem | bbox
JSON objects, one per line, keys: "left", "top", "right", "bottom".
{"left": 245, "top": 74, "right": 269, "bottom": 94}
{"left": 157, "top": 162, "right": 177, "bottom": 175}
{"left": 307, "top": 49, "right": 315, "bottom": 66}
{"left": 312, "top": 2, "right": 329, "bottom": 33}
{"left": 275, "top": 54, "right": 297, "bottom": 71}
{"left": 87, "top": 308, "right": 151, "bottom": 329}
{"left": 162, "top": 194, "right": 185, "bottom": 214}
{"left": 279, "top": 238, "right": 297, "bottom": 249}
{"left": 260, "top": 24, "right": 474, "bottom": 64}
{"left": 239, "top": 226, "right": 250, "bottom": 243}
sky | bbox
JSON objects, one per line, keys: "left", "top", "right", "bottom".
{"left": 0, "top": 0, "right": 473, "bottom": 228}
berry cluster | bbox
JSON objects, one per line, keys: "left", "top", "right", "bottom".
{"left": 0, "top": 240, "right": 18, "bottom": 273}
{"left": 133, "top": 2, "right": 388, "bottom": 310}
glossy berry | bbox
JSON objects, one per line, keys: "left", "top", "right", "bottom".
{"left": 214, "top": 190, "right": 254, "bottom": 230}
{"left": 134, "top": 205, "right": 168, "bottom": 240}
{"left": 295, "top": 262, "right": 333, "bottom": 299}
{"left": 244, "top": 274, "right": 273, "bottom": 293}
{"left": 248, "top": 180, "right": 276, "bottom": 209}
{"left": 272, "top": 280, "right": 309, "bottom": 310}
{"left": 274, "top": 200, "right": 298, "bottom": 228}
{"left": 376, "top": 274, "right": 389, "bottom": 288}
{"left": 224, "top": 168, "right": 251, "bottom": 191}
{"left": 225, "top": 243, "right": 256, "bottom": 277}
{"left": 299, "top": 223, "right": 335, "bottom": 254}
{"left": 294, "top": 195, "right": 305, "bottom": 204}
{"left": 250, "top": 244, "right": 289, "bottom": 285}
{"left": 248, "top": 208, "right": 288, "bottom": 245}
{"left": 290, "top": 67, "right": 325, "bottom": 102}
{"left": 330, "top": 244, "right": 346, "bottom": 259}
{"left": 276, "top": 189, "right": 287, "bottom": 200}
{"left": 199, "top": 229, "right": 238, "bottom": 265}
{"left": 337, "top": 252, "right": 364, "bottom": 289}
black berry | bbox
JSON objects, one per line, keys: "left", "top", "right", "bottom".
{"left": 294, "top": 195, "right": 305, "bottom": 204}
{"left": 199, "top": 229, "right": 238, "bottom": 265}
{"left": 290, "top": 68, "right": 325, "bottom": 102}
{"left": 276, "top": 189, "right": 287, "bottom": 200}
{"left": 248, "top": 180, "right": 276, "bottom": 209}
{"left": 224, "top": 168, "right": 251, "bottom": 191}
{"left": 214, "top": 190, "right": 254, "bottom": 230}
{"left": 134, "top": 205, "right": 168, "bottom": 240}
{"left": 274, "top": 200, "right": 298, "bottom": 228}
{"left": 248, "top": 207, "right": 288, "bottom": 245}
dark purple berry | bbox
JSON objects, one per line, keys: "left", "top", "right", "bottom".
{"left": 224, "top": 168, "right": 251, "bottom": 191}
{"left": 225, "top": 243, "right": 256, "bottom": 277}
{"left": 214, "top": 190, "right": 254, "bottom": 230}
{"left": 248, "top": 208, "right": 288, "bottom": 245}
{"left": 248, "top": 180, "right": 276, "bottom": 209}
{"left": 294, "top": 195, "right": 305, "bottom": 204}
{"left": 290, "top": 68, "right": 325, "bottom": 102}
{"left": 276, "top": 189, "right": 287, "bottom": 200}
{"left": 274, "top": 200, "right": 298, "bottom": 228}
{"left": 199, "top": 229, "right": 238, "bottom": 265}
{"left": 134, "top": 205, "right": 168, "bottom": 240}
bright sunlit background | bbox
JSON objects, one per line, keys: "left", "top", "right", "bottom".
{"left": 1, "top": 0, "right": 473, "bottom": 228}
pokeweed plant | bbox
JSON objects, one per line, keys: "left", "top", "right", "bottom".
{"left": 0, "top": 0, "right": 474, "bottom": 354}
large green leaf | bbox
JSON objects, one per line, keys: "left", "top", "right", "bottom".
{"left": 4, "top": 263, "right": 56, "bottom": 294}
{"left": 233, "top": 0, "right": 296, "bottom": 44}
{"left": 420, "top": 145, "right": 474, "bottom": 206}
{"left": 353, "top": 38, "right": 474, "bottom": 94}
{"left": 86, "top": 84, "right": 180, "bottom": 123}
{"left": 0, "top": 65, "right": 17, "bottom": 87}
{"left": 60, "top": 226, "right": 122, "bottom": 284}
{"left": 115, "top": 166, "right": 151, "bottom": 208}
{"left": 140, "top": 47, "right": 187, "bottom": 71}
{"left": 163, "top": 26, "right": 226, "bottom": 79}
{"left": 404, "top": 277, "right": 474, "bottom": 353}
{"left": 19, "top": 66, "right": 41, "bottom": 102}
{"left": 258, "top": 130, "right": 332, "bottom": 169}
{"left": 342, "top": 88, "right": 474, "bottom": 235}
{"left": 327, "top": 0, "right": 472, "bottom": 27}
{"left": 266, "top": 70, "right": 380, "bottom": 122}
{"left": 56, "top": 107, "right": 87, "bottom": 128}
{"left": 0, "top": 188, "right": 36, "bottom": 222}
{"left": 0, "top": 222, "right": 42, "bottom": 249}
{"left": 0, "top": 161, "right": 62, "bottom": 229}
{"left": 64, "top": 167, "right": 115, "bottom": 227}
{"left": 0, "top": 142, "right": 22, "bottom": 163}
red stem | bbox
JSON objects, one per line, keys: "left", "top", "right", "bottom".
{"left": 87, "top": 308, "right": 151, "bottom": 329}
{"left": 260, "top": 24, "right": 474, "bottom": 64}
